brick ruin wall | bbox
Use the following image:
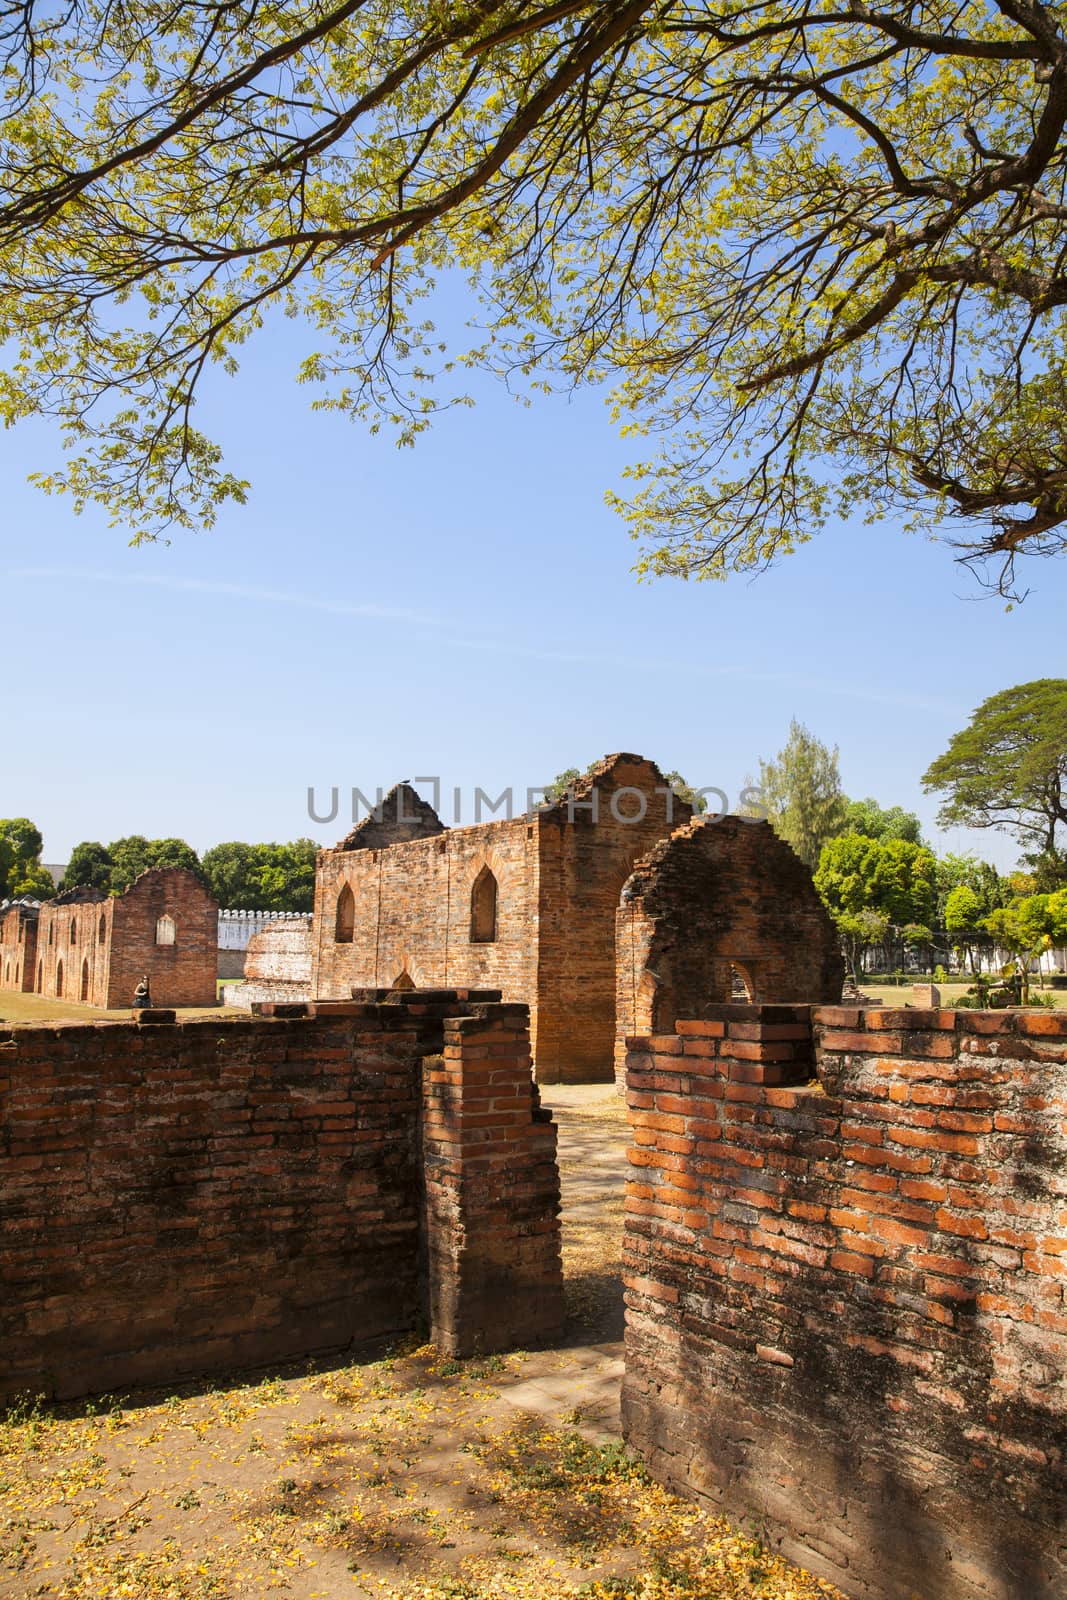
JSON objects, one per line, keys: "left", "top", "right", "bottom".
{"left": 0, "top": 903, "right": 38, "bottom": 992}
{"left": 12, "top": 869, "right": 218, "bottom": 1010}
{"left": 0, "top": 993, "right": 562, "bottom": 1402}
{"left": 312, "top": 817, "right": 540, "bottom": 1021}
{"left": 312, "top": 755, "right": 690, "bottom": 1082}
{"left": 533, "top": 757, "right": 690, "bottom": 1080}
{"left": 615, "top": 817, "right": 844, "bottom": 1088}
{"left": 622, "top": 1004, "right": 1067, "bottom": 1600}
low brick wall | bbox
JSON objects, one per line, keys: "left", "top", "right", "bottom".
{"left": 0, "top": 992, "right": 562, "bottom": 1402}
{"left": 622, "top": 1004, "right": 1067, "bottom": 1600}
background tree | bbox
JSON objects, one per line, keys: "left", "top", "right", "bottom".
{"left": 107, "top": 836, "right": 202, "bottom": 893}
{"left": 201, "top": 841, "right": 317, "bottom": 912}
{"left": 0, "top": 816, "right": 55, "bottom": 900}
{"left": 935, "top": 852, "right": 1007, "bottom": 924}
{"left": 944, "top": 884, "right": 986, "bottom": 975}
{"left": 0, "top": 836, "right": 14, "bottom": 900}
{"left": 3, "top": 4, "right": 1067, "bottom": 590}
{"left": 837, "top": 909, "right": 891, "bottom": 984}
{"left": 61, "top": 842, "right": 114, "bottom": 893}
{"left": 761, "top": 721, "right": 846, "bottom": 870}
{"left": 841, "top": 798, "right": 924, "bottom": 845}
{"left": 815, "top": 834, "right": 936, "bottom": 928}
{"left": 983, "top": 898, "right": 1053, "bottom": 1004}
{"left": 923, "top": 681, "right": 1067, "bottom": 857}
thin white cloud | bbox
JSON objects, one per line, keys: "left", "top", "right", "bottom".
{"left": 7, "top": 566, "right": 443, "bottom": 627}
{"left": 9, "top": 564, "right": 962, "bottom": 714}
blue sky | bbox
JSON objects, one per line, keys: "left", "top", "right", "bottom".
{"left": 1, "top": 307, "right": 1063, "bottom": 871}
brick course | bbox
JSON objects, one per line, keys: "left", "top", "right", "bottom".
{"left": 622, "top": 1004, "right": 1067, "bottom": 1600}
{"left": 0, "top": 993, "right": 561, "bottom": 1402}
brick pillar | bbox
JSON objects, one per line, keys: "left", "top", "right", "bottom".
{"left": 422, "top": 1006, "right": 564, "bottom": 1356}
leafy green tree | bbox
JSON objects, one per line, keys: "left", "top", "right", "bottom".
{"left": 0, "top": 818, "right": 43, "bottom": 867}
{"left": 62, "top": 841, "right": 114, "bottom": 893}
{"left": 201, "top": 843, "right": 259, "bottom": 908}
{"left": 201, "top": 840, "right": 317, "bottom": 911}
{"left": 923, "top": 681, "right": 1067, "bottom": 855}
{"left": 544, "top": 768, "right": 585, "bottom": 805}
{"left": 4, "top": 4, "right": 1067, "bottom": 590}
{"left": 837, "top": 909, "right": 890, "bottom": 984}
{"left": 944, "top": 884, "right": 986, "bottom": 975}
{"left": 0, "top": 835, "right": 15, "bottom": 899}
{"left": 935, "top": 852, "right": 1006, "bottom": 923}
{"left": 842, "top": 798, "right": 924, "bottom": 846}
{"left": 761, "top": 721, "right": 846, "bottom": 871}
{"left": 983, "top": 897, "right": 1053, "bottom": 1004}
{"left": 1021, "top": 847, "right": 1067, "bottom": 892}
{"left": 815, "top": 834, "right": 936, "bottom": 927}
{"left": 10, "top": 864, "right": 57, "bottom": 901}
{"left": 660, "top": 772, "right": 707, "bottom": 816}
{"left": 0, "top": 817, "right": 53, "bottom": 900}
{"left": 107, "top": 836, "right": 202, "bottom": 892}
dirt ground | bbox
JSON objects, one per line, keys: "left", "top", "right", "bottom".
{"left": 0, "top": 1086, "right": 842, "bottom": 1600}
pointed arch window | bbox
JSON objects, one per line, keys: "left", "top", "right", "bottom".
{"left": 98, "top": 913, "right": 106, "bottom": 944}
{"left": 335, "top": 883, "right": 355, "bottom": 944}
{"left": 81, "top": 959, "right": 90, "bottom": 1002}
{"left": 470, "top": 866, "right": 498, "bottom": 944}
{"left": 55, "top": 960, "right": 64, "bottom": 997}
{"left": 155, "top": 914, "right": 176, "bottom": 946}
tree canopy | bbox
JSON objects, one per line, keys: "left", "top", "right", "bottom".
{"left": 814, "top": 831, "right": 937, "bottom": 926}
{"left": 922, "top": 679, "right": 1067, "bottom": 854}
{"left": 4, "top": 2, "right": 1067, "bottom": 592}
{"left": 842, "top": 797, "right": 924, "bottom": 845}
{"left": 200, "top": 840, "right": 317, "bottom": 911}
{"left": 0, "top": 816, "right": 55, "bottom": 900}
{"left": 760, "top": 720, "right": 846, "bottom": 869}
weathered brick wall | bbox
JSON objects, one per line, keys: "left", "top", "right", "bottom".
{"left": 28, "top": 870, "right": 218, "bottom": 1009}
{"left": 33, "top": 890, "right": 110, "bottom": 1005}
{"left": 423, "top": 1009, "right": 563, "bottom": 1355}
{"left": 245, "top": 919, "right": 313, "bottom": 984}
{"left": 107, "top": 869, "right": 218, "bottom": 1008}
{"left": 0, "top": 903, "right": 38, "bottom": 993}
{"left": 622, "top": 1005, "right": 1067, "bottom": 1600}
{"left": 615, "top": 817, "right": 843, "bottom": 1088}
{"left": 311, "top": 754, "right": 689, "bottom": 1082}
{"left": 0, "top": 992, "right": 562, "bottom": 1402}
{"left": 312, "top": 818, "right": 541, "bottom": 1028}
{"left": 535, "top": 755, "right": 690, "bottom": 1082}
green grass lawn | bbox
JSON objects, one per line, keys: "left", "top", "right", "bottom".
{"left": 0, "top": 991, "right": 243, "bottom": 1025}
{"left": 857, "top": 980, "right": 1067, "bottom": 1009}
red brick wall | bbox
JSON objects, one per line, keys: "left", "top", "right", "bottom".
{"left": 535, "top": 755, "right": 690, "bottom": 1082}
{"left": 615, "top": 816, "right": 843, "bottom": 1087}
{"left": 622, "top": 1005, "right": 1067, "bottom": 1600}
{"left": 0, "top": 904, "right": 38, "bottom": 993}
{"left": 312, "top": 818, "right": 540, "bottom": 1023}
{"left": 28, "top": 870, "right": 218, "bottom": 1010}
{"left": 107, "top": 869, "right": 218, "bottom": 1008}
{"left": 0, "top": 994, "right": 562, "bottom": 1402}
{"left": 422, "top": 1008, "right": 563, "bottom": 1355}
{"left": 311, "top": 754, "right": 689, "bottom": 1082}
